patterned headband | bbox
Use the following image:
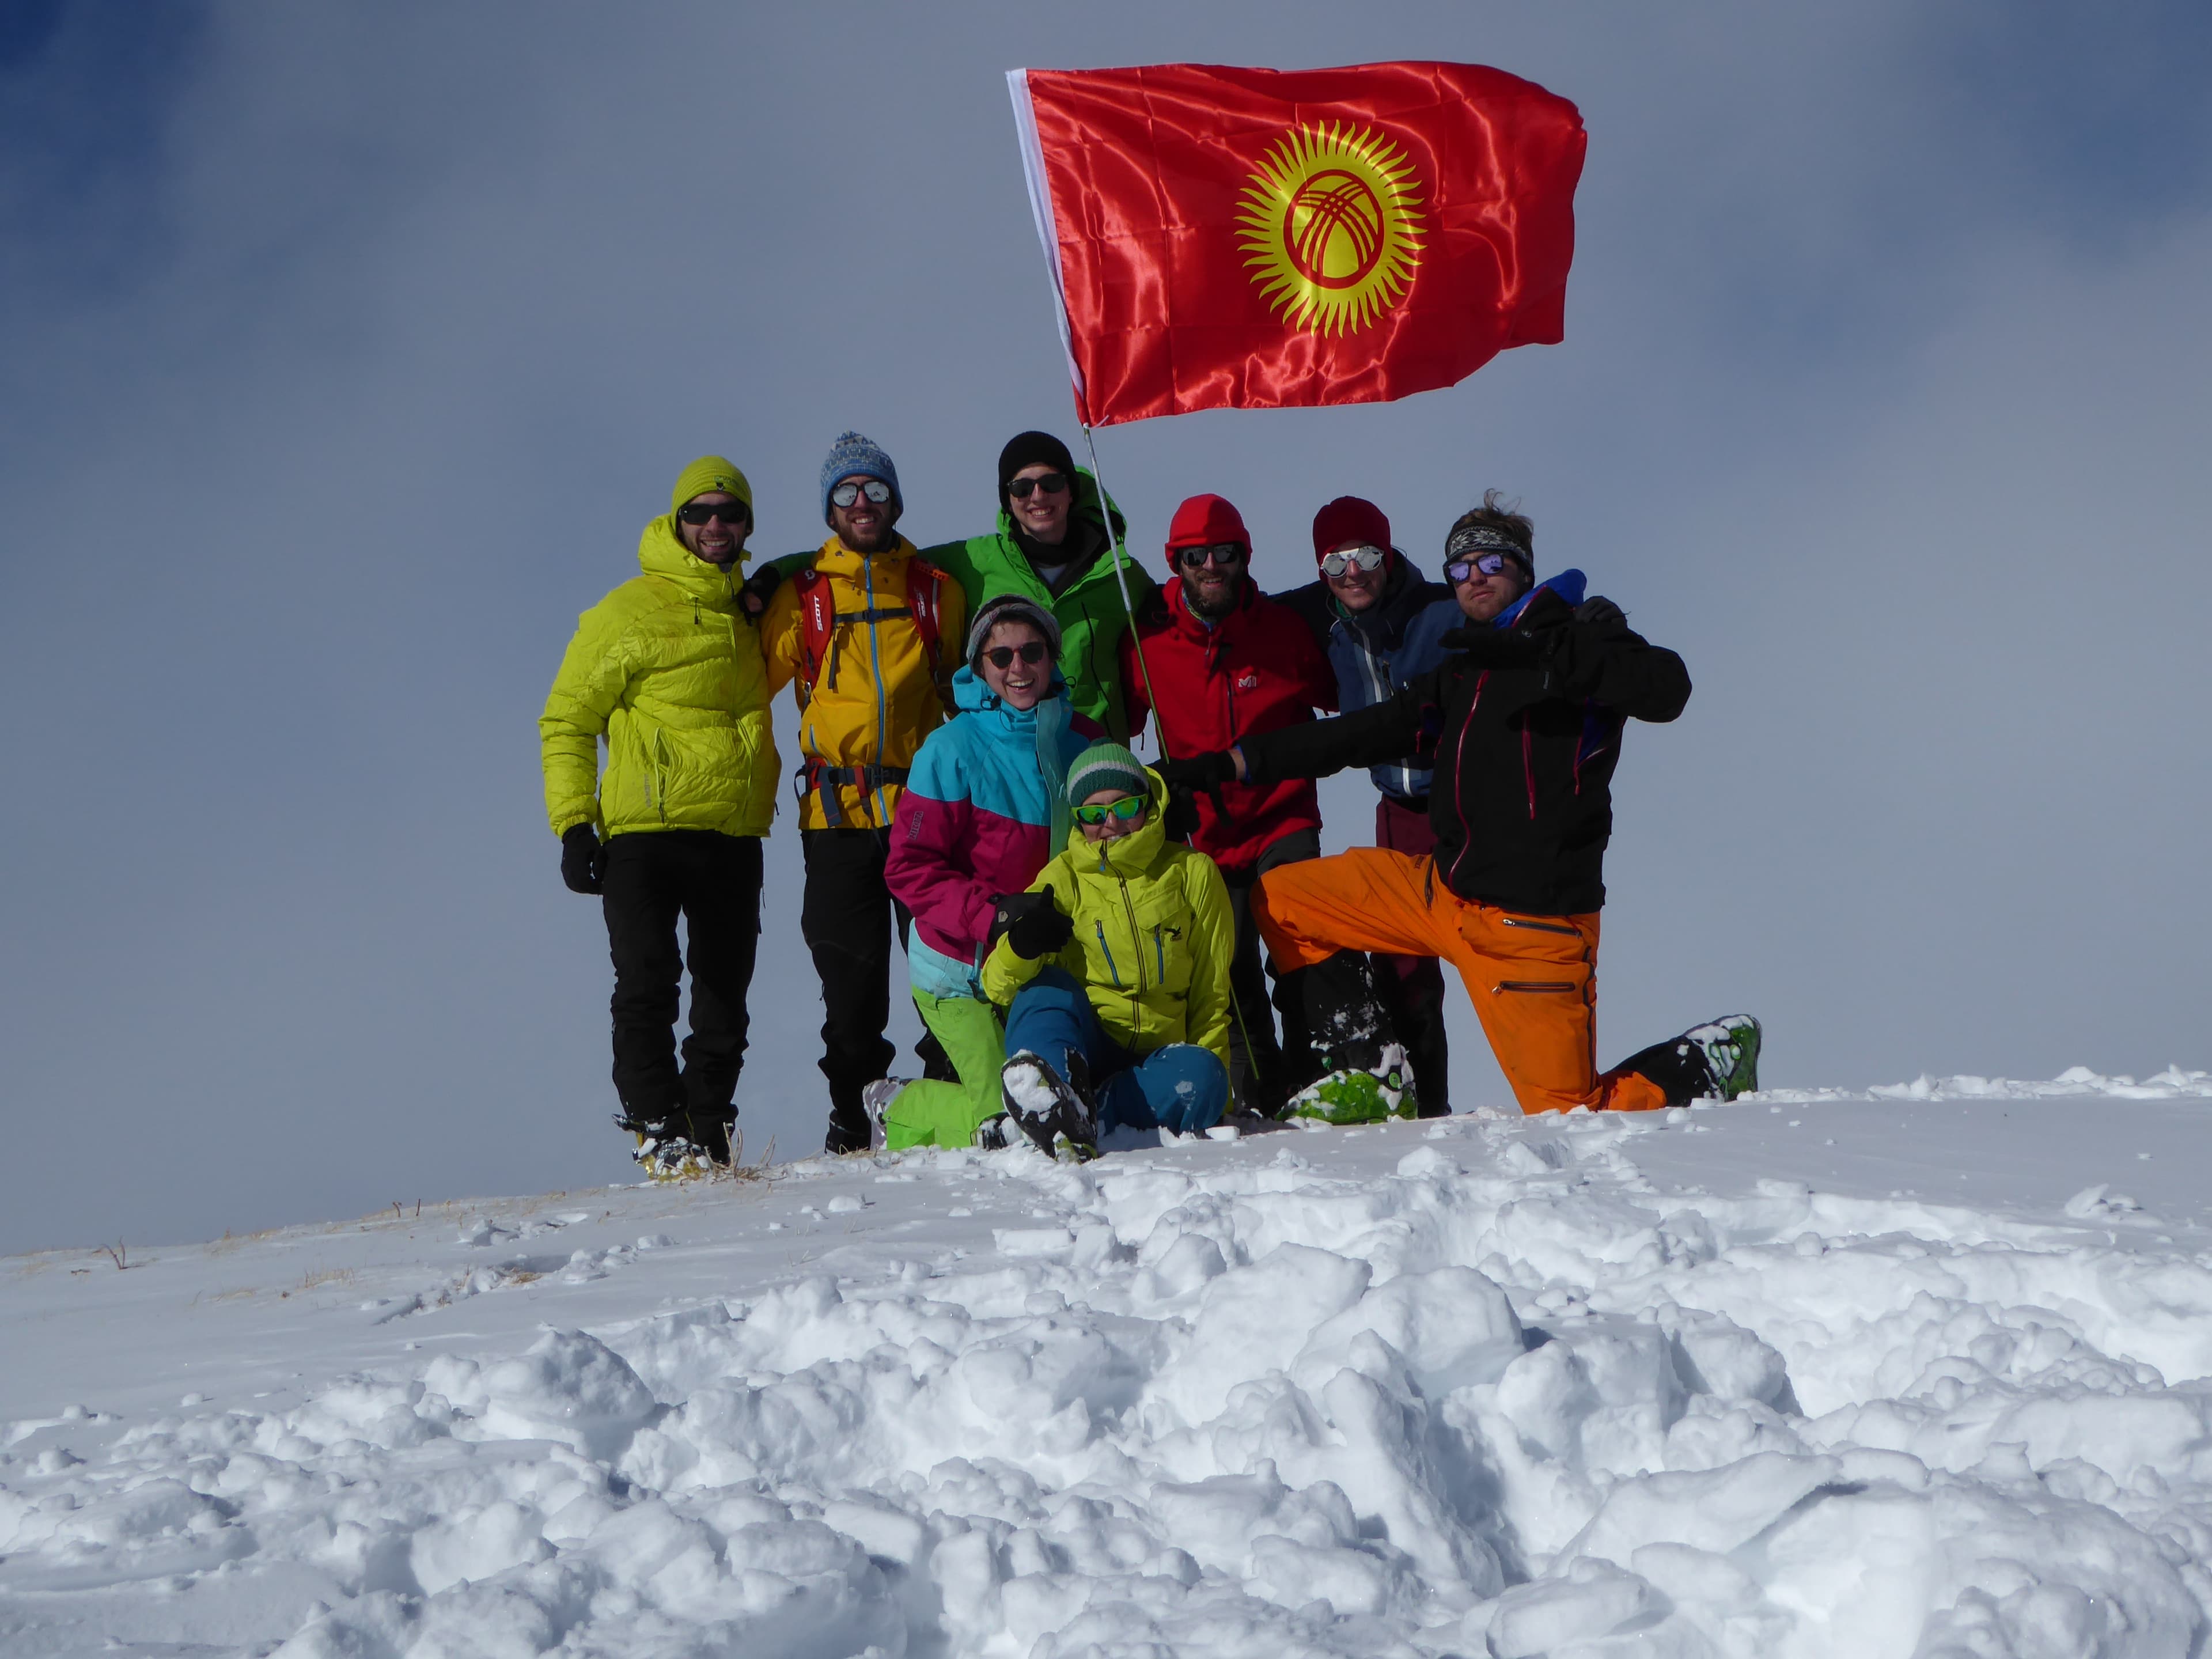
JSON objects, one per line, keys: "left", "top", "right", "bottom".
{"left": 1444, "top": 524, "right": 1531, "bottom": 563}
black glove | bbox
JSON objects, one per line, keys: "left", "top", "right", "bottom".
{"left": 1546, "top": 596, "right": 1630, "bottom": 695}
{"left": 1154, "top": 752, "right": 1237, "bottom": 795}
{"left": 994, "top": 885, "right": 1074, "bottom": 960}
{"left": 560, "top": 824, "right": 606, "bottom": 895}
{"left": 1161, "top": 786, "right": 1203, "bottom": 843}
{"left": 738, "top": 562, "right": 787, "bottom": 618}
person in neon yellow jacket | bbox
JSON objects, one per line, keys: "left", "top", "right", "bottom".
{"left": 980, "top": 745, "right": 1234, "bottom": 1158}
{"left": 539, "top": 457, "right": 778, "bottom": 1177}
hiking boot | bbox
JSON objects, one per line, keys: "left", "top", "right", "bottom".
{"left": 972, "top": 1112, "right": 1015, "bottom": 1151}
{"left": 1613, "top": 1016, "right": 1762, "bottom": 1105}
{"left": 861, "top": 1077, "right": 911, "bottom": 1153}
{"left": 613, "top": 1107, "right": 715, "bottom": 1181}
{"left": 1684, "top": 1016, "right": 1760, "bottom": 1101}
{"left": 1000, "top": 1049, "right": 1099, "bottom": 1162}
{"left": 1287, "top": 1042, "right": 1414, "bottom": 1126}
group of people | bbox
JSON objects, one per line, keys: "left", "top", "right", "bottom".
{"left": 540, "top": 429, "right": 1759, "bottom": 1173}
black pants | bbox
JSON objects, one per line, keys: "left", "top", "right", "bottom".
{"left": 1374, "top": 794, "right": 1451, "bottom": 1116}
{"left": 800, "top": 827, "right": 952, "bottom": 1150}
{"left": 1218, "top": 827, "right": 1321, "bottom": 1115}
{"left": 602, "top": 831, "right": 762, "bottom": 1127}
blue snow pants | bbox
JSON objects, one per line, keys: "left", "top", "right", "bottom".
{"left": 1001, "top": 968, "right": 1229, "bottom": 1136}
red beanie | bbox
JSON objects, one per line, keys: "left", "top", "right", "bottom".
{"left": 1165, "top": 494, "right": 1249, "bottom": 566}
{"left": 1310, "top": 496, "right": 1391, "bottom": 564}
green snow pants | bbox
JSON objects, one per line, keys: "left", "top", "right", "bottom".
{"left": 882, "top": 990, "right": 1006, "bottom": 1150}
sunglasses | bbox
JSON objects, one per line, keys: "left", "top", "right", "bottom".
{"left": 830, "top": 479, "right": 894, "bottom": 508}
{"left": 1446, "top": 552, "right": 1516, "bottom": 582}
{"left": 1319, "top": 544, "right": 1387, "bottom": 578}
{"left": 983, "top": 641, "right": 1051, "bottom": 670}
{"left": 1072, "top": 794, "right": 1148, "bottom": 826}
{"left": 1005, "top": 472, "right": 1070, "bottom": 499}
{"left": 1176, "top": 542, "right": 1246, "bottom": 570}
{"left": 677, "top": 500, "right": 749, "bottom": 526}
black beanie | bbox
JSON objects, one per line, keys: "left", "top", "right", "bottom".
{"left": 998, "top": 430, "right": 1078, "bottom": 497}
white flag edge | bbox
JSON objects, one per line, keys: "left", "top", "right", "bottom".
{"left": 1005, "top": 69, "right": 1086, "bottom": 410}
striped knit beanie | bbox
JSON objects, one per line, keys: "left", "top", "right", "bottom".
{"left": 1065, "top": 742, "right": 1149, "bottom": 806}
{"left": 820, "top": 431, "right": 902, "bottom": 524}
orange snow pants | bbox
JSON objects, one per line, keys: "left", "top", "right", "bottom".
{"left": 1252, "top": 848, "right": 1668, "bottom": 1116}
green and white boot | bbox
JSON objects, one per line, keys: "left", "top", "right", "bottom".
{"left": 1683, "top": 1016, "right": 1761, "bottom": 1101}
{"left": 1288, "top": 1042, "right": 1415, "bottom": 1126}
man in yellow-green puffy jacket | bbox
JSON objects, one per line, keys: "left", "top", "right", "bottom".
{"left": 540, "top": 456, "right": 778, "bottom": 1177}
{"left": 979, "top": 745, "right": 1234, "bottom": 1160}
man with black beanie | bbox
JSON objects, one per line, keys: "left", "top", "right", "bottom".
{"left": 923, "top": 431, "right": 1155, "bottom": 744}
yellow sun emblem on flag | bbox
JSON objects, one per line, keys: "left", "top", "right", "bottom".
{"left": 1237, "top": 122, "right": 1424, "bottom": 335}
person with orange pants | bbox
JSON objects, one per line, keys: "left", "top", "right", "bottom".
{"left": 1158, "top": 494, "right": 1758, "bottom": 1118}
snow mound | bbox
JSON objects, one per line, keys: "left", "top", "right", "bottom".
{"left": 6, "top": 1080, "right": 2212, "bottom": 1655}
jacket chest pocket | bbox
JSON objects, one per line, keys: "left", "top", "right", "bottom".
{"left": 1124, "top": 892, "right": 1192, "bottom": 994}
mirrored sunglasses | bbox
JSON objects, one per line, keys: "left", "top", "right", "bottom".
{"left": 830, "top": 479, "right": 894, "bottom": 507}
{"left": 983, "top": 641, "right": 1051, "bottom": 669}
{"left": 677, "top": 500, "right": 749, "bottom": 526}
{"left": 1446, "top": 551, "right": 1515, "bottom": 583}
{"left": 1176, "top": 542, "right": 1246, "bottom": 569}
{"left": 1319, "top": 544, "right": 1387, "bottom": 578}
{"left": 1005, "top": 472, "right": 1070, "bottom": 499}
{"left": 1072, "top": 794, "right": 1149, "bottom": 826}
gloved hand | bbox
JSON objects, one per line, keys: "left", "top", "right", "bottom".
{"left": 1547, "top": 595, "right": 1630, "bottom": 694}
{"left": 1154, "top": 751, "right": 1238, "bottom": 795}
{"left": 1438, "top": 624, "right": 1550, "bottom": 669}
{"left": 1161, "top": 785, "right": 1203, "bottom": 843}
{"left": 995, "top": 885, "right": 1074, "bottom": 960}
{"left": 560, "top": 824, "right": 606, "bottom": 895}
{"left": 738, "top": 562, "right": 787, "bottom": 618}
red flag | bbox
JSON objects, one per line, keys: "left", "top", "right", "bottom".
{"left": 1008, "top": 62, "right": 1586, "bottom": 427}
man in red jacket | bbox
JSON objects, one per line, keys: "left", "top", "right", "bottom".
{"left": 1120, "top": 494, "right": 1337, "bottom": 1113}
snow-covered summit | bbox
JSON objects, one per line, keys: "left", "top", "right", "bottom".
{"left": 8, "top": 1071, "right": 2212, "bottom": 1657}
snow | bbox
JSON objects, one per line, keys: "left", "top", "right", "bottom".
{"left": 8, "top": 1072, "right": 2212, "bottom": 1656}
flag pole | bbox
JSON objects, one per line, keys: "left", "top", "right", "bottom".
{"left": 1078, "top": 422, "right": 1171, "bottom": 760}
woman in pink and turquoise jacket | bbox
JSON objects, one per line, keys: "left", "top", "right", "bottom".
{"left": 874, "top": 596, "right": 1093, "bottom": 1148}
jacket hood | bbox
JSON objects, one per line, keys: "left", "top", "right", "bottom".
{"left": 638, "top": 515, "right": 749, "bottom": 600}
{"left": 1069, "top": 763, "right": 1171, "bottom": 881}
{"left": 1497, "top": 568, "right": 1588, "bottom": 628}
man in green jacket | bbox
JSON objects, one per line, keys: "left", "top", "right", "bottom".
{"left": 922, "top": 432, "right": 1156, "bottom": 743}
{"left": 539, "top": 456, "right": 779, "bottom": 1179}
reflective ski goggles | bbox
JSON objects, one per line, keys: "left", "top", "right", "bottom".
{"left": 830, "top": 478, "right": 894, "bottom": 507}
{"left": 676, "top": 499, "right": 749, "bottom": 525}
{"left": 1175, "top": 542, "right": 1246, "bottom": 569}
{"left": 982, "top": 641, "right": 1051, "bottom": 669}
{"left": 1005, "top": 471, "right": 1070, "bottom": 499}
{"left": 1071, "top": 794, "right": 1149, "bottom": 826}
{"left": 1446, "top": 551, "right": 1517, "bottom": 583}
{"left": 1319, "top": 543, "right": 1387, "bottom": 578}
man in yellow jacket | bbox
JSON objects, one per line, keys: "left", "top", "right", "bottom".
{"left": 980, "top": 744, "right": 1233, "bottom": 1160}
{"left": 540, "top": 457, "right": 778, "bottom": 1177}
{"left": 762, "top": 432, "right": 967, "bottom": 1153}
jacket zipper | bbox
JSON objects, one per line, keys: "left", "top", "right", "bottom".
{"left": 1501, "top": 915, "right": 1580, "bottom": 937}
{"left": 1446, "top": 669, "right": 1490, "bottom": 887}
{"left": 1094, "top": 922, "right": 1122, "bottom": 988}
{"left": 1521, "top": 725, "right": 1537, "bottom": 821}
{"left": 865, "top": 556, "right": 889, "bottom": 825}
{"left": 1496, "top": 980, "right": 1577, "bottom": 993}
{"left": 1154, "top": 925, "right": 1166, "bottom": 982}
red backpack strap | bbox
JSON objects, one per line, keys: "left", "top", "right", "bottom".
{"left": 907, "top": 558, "right": 946, "bottom": 673}
{"left": 792, "top": 564, "right": 836, "bottom": 703}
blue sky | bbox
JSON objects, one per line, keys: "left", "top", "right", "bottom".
{"left": 3, "top": 2, "right": 2209, "bottom": 1255}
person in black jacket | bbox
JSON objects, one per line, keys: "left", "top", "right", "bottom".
{"left": 1161, "top": 495, "right": 1759, "bottom": 1117}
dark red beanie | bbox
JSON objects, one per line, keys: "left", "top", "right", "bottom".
{"left": 1164, "top": 494, "right": 1250, "bottom": 565}
{"left": 1310, "top": 496, "right": 1391, "bottom": 565}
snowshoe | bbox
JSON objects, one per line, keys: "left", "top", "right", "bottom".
{"left": 1287, "top": 1041, "right": 1414, "bottom": 1126}
{"left": 861, "top": 1077, "right": 911, "bottom": 1154}
{"left": 999, "top": 1049, "right": 1099, "bottom": 1162}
